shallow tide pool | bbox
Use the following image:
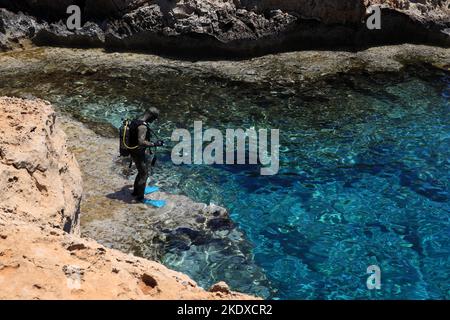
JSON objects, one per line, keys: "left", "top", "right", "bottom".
{"left": 0, "top": 60, "right": 449, "bottom": 299}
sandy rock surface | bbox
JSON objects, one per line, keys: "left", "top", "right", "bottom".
{"left": 0, "top": 211, "right": 255, "bottom": 299}
{"left": 0, "top": 97, "right": 82, "bottom": 234}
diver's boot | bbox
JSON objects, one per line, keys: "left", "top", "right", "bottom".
{"left": 130, "top": 196, "right": 145, "bottom": 204}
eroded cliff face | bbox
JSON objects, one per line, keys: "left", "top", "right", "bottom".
{"left": 0, "top": 97, "right": 257, "bottom": 299}
{"left": 0, "top": 97, "right": 82, "bottom": 234}
{"left": 0, "top": 0, "right": 448, "bottom": 56}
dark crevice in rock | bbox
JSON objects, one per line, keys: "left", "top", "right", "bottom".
{"left": 141, "top": 273, "right": 158, "bottom": 288}
{"left": 66, "top": 242, "right": 88, "bottom": 251}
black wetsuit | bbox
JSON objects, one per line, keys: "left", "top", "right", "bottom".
{"left": 129, "top": 120, "right": 153, "bottom": 200}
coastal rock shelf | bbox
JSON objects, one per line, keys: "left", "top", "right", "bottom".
{"left": 0, "top": 97, "right": 257, "bottom": 300}
{"left": 0, "top": 45, "right": 448, "bottom": 88}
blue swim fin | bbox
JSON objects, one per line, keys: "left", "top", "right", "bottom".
{"left": 142, "top": 199, "right": 166, "bottom": 208}
{"left": 144, "top": 186, "right": 159, "bottom": 195}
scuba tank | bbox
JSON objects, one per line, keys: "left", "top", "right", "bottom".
{"left": 119, "top": 119, "right": 138, "bottom": 157}
{"left": 119, "top": 118, "right": 161, "bottom": 167}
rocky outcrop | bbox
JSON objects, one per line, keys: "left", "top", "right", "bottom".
{"left": 0, "top": 97, "right": 82, "bottom": 234}
{"left": 240, "top": 0, "right": 367, "bottom": 24}
{"left": 242, "top": 0, "right": 449, "bottom": 24}
{"left": 0, "top": 97, "right": 257, "bottom": 299}
{"left": 0, "top": 211, "right": 256, "bottom": 299}
{"left": 0, "top": 1, "right": 449, "bottom": 56}
{"left": 0, "top": 9, "right": 44, "bottom": 51}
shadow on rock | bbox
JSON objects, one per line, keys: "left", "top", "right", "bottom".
{"left": 106, "top": 184, "right": 135, "bottom": 204}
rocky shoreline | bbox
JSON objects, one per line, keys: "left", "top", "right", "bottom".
{"left": 0, "top": 45, "right": 448, "bottom": 90}
{"left": 0, "top": 1, "right": 449, "bottom": 57}
{"left": 0, "top": 97, "right": 257, "bottom": 299}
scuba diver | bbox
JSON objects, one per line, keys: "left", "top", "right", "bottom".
{"left": 123, "top": 108, "right": 164, "bottom": 202}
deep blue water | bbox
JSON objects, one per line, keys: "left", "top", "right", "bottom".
{"left": 0, "top": 64, "right": 449, "bottom": 299}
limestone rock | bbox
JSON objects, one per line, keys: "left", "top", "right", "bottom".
{"left": 209, "top": 281, "right": 231, "bottom": 294}
{"left": 0, "top": 9, "right": 45, "bottom": 51}
{"left": 0, "top": 97, "right": 82, "bottom": 234}
{"left": 0, "top": 209, "right": 256, "bottom": 299}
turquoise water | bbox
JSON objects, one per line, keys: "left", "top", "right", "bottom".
{"left": 0, "top": 63, "right": 449, "bottom": 299}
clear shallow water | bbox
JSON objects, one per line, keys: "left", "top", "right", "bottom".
{"left": 0, "top": 63, "right": 449, "bottom": 299}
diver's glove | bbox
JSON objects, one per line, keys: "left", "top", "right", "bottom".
{"left": 154, "top": 140, "right": 164, "bottom": 147}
